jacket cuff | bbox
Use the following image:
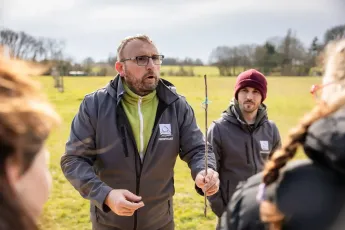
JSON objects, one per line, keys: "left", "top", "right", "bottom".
{"left": 208, "top": 191, "right": 226, "bottom": 217}
{"left": 195, "top": 183, "right": 204, "bottom": 196}
{"left": 95, "top": 186, "right": 113, "bottom": 213}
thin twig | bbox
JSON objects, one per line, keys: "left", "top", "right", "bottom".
{"left": 204, "top": 74, "right": 208, "bottom": 217}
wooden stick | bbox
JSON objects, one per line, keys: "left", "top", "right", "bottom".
{"left": 204, "top": 74, "right": 208, "bottom": 217}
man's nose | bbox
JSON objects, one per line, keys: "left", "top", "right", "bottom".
{"left": 246, "top": 92, "right": 254, "bottom": 99}
{"left": 146, "top": 58, "right": 155, "bottom": 70}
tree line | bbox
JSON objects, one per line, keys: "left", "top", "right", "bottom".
{"left": 210, "top": 25, "right": 345, "bottom": 76}
{"left": 0, "top": 24, "right": 344, "bottom": 76}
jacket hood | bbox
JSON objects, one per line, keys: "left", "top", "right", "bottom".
{"left": 222, "top": 98, "right": 268, "bottom": 129}
{"left": 303, "top": 108, "right": 345, "bottom": 176}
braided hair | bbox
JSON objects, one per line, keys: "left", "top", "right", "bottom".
{"left": 258, "top": 39, "right": 345, "bottom": 230}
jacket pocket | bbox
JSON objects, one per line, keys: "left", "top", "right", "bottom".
{"left": 94, "top": 205, "right": 99, "bottom": 222}
{"left": 94, "top": 205, "right": 133, "bottom": 229}
{"left": 245, "top": 143, "right": 250, "bottom": 164}
{"left": 120, "top": 126, "right": 129, "bottom": 158}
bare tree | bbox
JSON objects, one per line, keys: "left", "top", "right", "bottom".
{"left": 254, "top": 42, "right": 281, "bottom": 75}
{"left": 236, "top": 44, "right": 257, "bottom": 71}
{"left": 324, "top": 24, "right": 345, "bottom": 45}
{"left": 0, "top": 28, "right": 65, "bottom": 62}
{"left": 0, "top": 29, "right": 19, "bottom": 57}
{"left": 270, "top": 29, "right": 307, "bottom": 75}
{"left": 82, "top": 57, "right": 95, "bottom": 75}
{"left": 107, "top": 54, "right": 117, "bottom": 66}
{"left": 44, "top": 38, "right": 65, "bottom": 60}
{"left": 31, "top": 38, "right": 47, "bottom": 61}
{"left": 209, "top": 46, "right": 243, "bottom": 76}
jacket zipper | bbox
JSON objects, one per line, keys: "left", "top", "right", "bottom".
{"left": 120, "top": 126, "right": 129, "bottom": 157}
{"left": 135, "top": 100, "right": 169, "bottom": 230}
{"left": 138, "top": 97, "right": 144, "bottom": 162}
{"left": 135, "top": 97, "right": 143, "bottom": 230}
{"left": 226, "top": 180, "right": 230, "bottom": 202}
{"left": 122, "top": 100, "right": 172, "bottom": 230}
{"left": 117, "top": 106, "right": 140, "bottom": 230}
{"left": 245, "top": 143, "right": 250, "bottom": 164}
{"left": 140, "top": 101, "right": 168, "bottom": 165}
{"left": 246, "top": 125, "right": 258, "bottom": 174}
{"left": 134, "top": 165, "right": 140, "bottom": 230}
{"left": 250, "top": 133, "right": 258, "bottom": 174}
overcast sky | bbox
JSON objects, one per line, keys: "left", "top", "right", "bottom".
{"left": 2, "top": 0, "right": 344, "bottom": 64}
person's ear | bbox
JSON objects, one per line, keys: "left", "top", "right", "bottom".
{"left": 115, "top": 61, "right": 125, "bottom": 76}
{"left": 5, "top": 156, "right": 21, "bottom": 190}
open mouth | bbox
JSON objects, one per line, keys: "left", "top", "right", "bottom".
{"left": 146, "top": 75, "right": 156, "bottom": 80}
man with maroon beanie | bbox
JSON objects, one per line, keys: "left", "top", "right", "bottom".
{"left": 207, "top": 69, "right": 281, "bottom": 226}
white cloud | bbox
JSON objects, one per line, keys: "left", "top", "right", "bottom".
{"left": 5, "top": 0, "right": 336, "bottom": 34}
{"left": 6, "top": 0, "right": 77, "bottom": 19}
{"left": 2, "top": 0, "right": 343, "bottom": 62}
{"left": 84, "top": 0, "right": 336, "bottom": 30}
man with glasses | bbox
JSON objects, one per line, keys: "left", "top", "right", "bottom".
{"left": 61, "top": 34, "right": 219, "bottom": 230}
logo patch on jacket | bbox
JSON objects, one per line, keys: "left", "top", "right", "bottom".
{"left": 260, "top": 141, "right": 269, "bottom": 150}
{"left": 159, "top": 124, "right": 173, "bottom": 141}
{"left": 259, "top": 140, "right": 270, "bottom": 155}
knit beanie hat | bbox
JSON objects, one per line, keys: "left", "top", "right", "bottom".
{"left": 234, "top": 69, "right": 267, "bottom": 102}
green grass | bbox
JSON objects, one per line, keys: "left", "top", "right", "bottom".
{"left": 38, "top": 75, "right": 321, "bottom": 230}
{"left": 160, "top": 65, "right": 221, "bottom": 77}
{"left": 160, "top": 65, "right": 251, "bottom": 77}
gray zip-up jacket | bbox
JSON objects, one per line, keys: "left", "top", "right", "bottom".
{"left": 207, "top": 100, "right": 281, "bottom": 217}
{"left": 60, "top": 75, "right": 216, "bottom": 230}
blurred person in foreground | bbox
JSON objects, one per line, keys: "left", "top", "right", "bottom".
{"left": 0, "top": 54, "right": 60, "bottom": 230}
{"left": 60, "top": 34, "right": 219, "bottom": 230}
{"left": 220, "top": 38, "right": 345, "bottom": 230}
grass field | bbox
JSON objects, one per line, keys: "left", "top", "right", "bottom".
{"left": 160, "top": 65, "right": 252, "bottom": 77}
{"left": 160, "top": 65, "right": 221, "bottom": 77}
{"left": 38, "top": 75, "right": 321, "bottom": 230}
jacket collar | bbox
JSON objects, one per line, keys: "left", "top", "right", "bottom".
{"left": 105, "top": 74, "right": 179, "bottom": 106}
{"left": 223, "top": 98, "right": 268, "bottom": 129}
